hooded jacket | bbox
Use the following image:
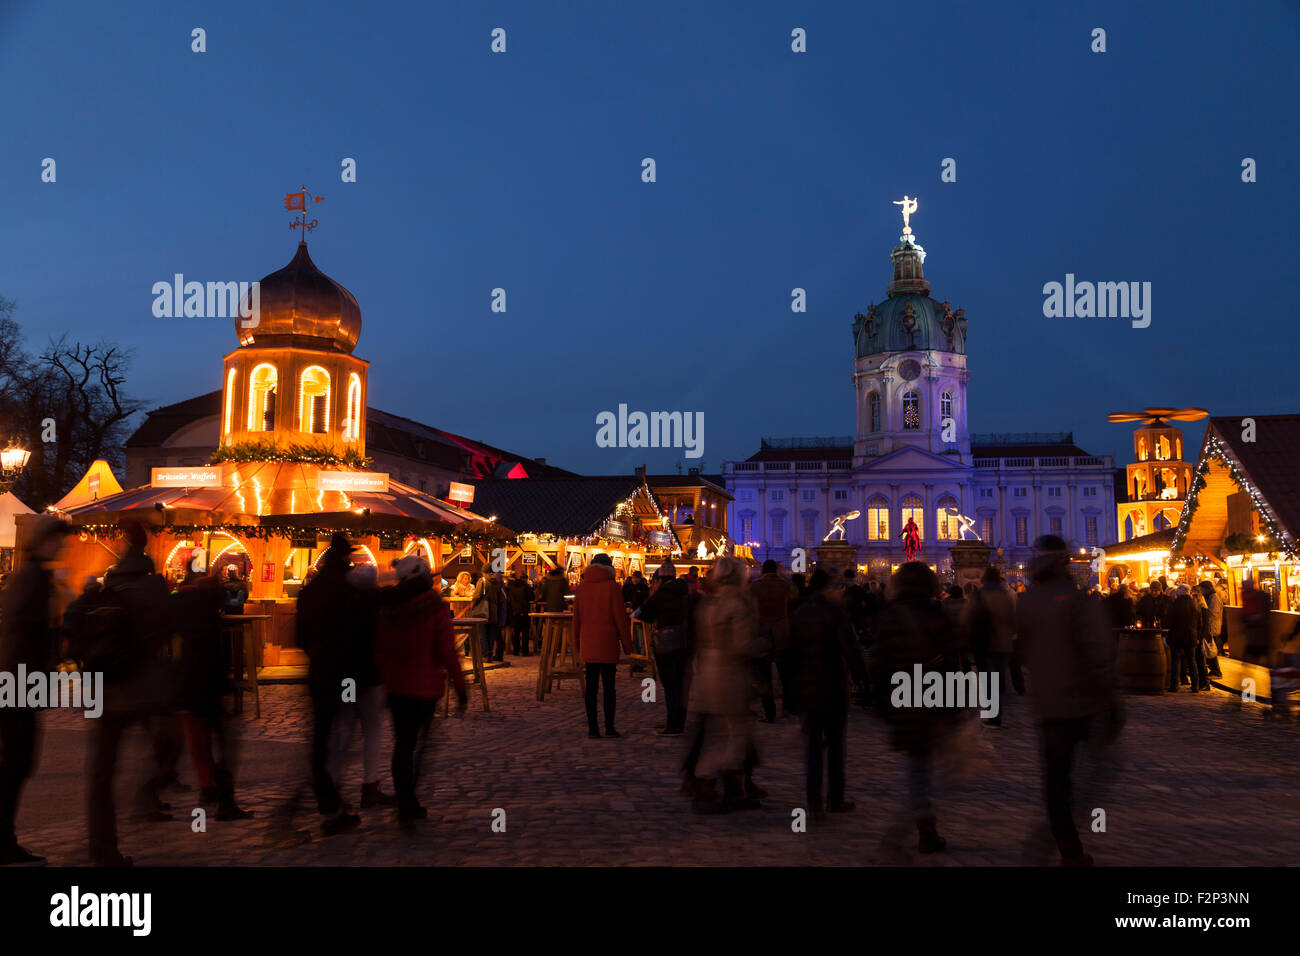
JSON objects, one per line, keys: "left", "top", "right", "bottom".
{"left": 572, "top": 563, "right": 632, "bottom": 664}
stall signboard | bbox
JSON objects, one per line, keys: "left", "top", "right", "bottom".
{"left": 88, "top": 473, "right": 101, "bottom": 499}
{"left": 261, "top": 561, "right": 275, "bottom": 583}
{"left": 605, "top": 519, "right": 629, "bottom": 540}
{"left": 649, "top": 530, "right": 673, "bottom": 549}
{"left": 152, "top": 466, "right": 223, "bottom": 488}
{"left": 448, "top": 482, "right": 475, "bottom": 505}
{"left": 521, "top": 552, "right": 538, "bottom": 565}
{"left": 318, "top": 470, "right": 389, "bottom": 493}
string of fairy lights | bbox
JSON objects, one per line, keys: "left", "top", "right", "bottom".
{"left": 1171, "top": 431, "right": 1295, "bottom": 560}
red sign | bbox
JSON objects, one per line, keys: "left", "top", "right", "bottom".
{"left": 262, "top": 561, "right": 275, "bottom": 583}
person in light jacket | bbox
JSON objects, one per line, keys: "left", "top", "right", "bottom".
{"left": 572, "top": 554, "right": 632, "bottom": 738}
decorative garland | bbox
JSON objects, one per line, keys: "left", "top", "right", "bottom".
{"left": 73, "top": 521, "right": 504, "bottom": 548}
{"left": 210, "top": 441, "right": 370, "bottom": 468}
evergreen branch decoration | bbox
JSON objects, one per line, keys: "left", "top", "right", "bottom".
{"left": 210, "top": 440, "right": 371, "bottom": 468}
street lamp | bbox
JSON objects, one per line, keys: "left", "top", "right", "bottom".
{"left": 0, "top": 445, "right": 30, "bottom": 491}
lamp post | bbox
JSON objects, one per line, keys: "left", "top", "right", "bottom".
{"left": 0, "top": 445, "right": 31, "bottom": 493}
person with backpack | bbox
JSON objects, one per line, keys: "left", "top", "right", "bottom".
{"left": 0, "top": 516, "right": 72, "bottom": 866}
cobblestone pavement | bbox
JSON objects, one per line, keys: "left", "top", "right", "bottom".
{"left": 18, "top": 658, "right": 1300, "bottom": 866}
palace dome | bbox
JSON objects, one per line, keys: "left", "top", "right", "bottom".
{"left": 235, "top": 242, "right": 362, "bottom": 353}
{"left": 852, "top": 232, "right": 967, "bottom": 357}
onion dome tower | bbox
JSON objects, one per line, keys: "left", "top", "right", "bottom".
{"left": 851, "top": 199, "right": 971, "bottom": 464}
{"left": 219, "top": 241, "right": 370, "bottom": 459}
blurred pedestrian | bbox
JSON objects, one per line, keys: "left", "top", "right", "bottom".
{"left": 506, "top": 570, "right": 534, "bottom": 655}
{"left": 1016, "top": 535, "right": 1124, "bottom": 867}
{"left": 572, "top": 554, "right": 632, "bottom": 738}
{"left": 1198, "top": 580, "right": 1224, "bottom": 678}
{"left": 965, "top": 565, "right": 1016, "bottom": 727}
{"left": 750, "top": 559, "right": 798, "bottom": 721}
{"left": 471, "top": 570, "right": 505, "bottom": 662}
{"left": 638, "top": 563, "right": 694, "bottom": 736}
{"left": 375, "top": 555, "right": 467, "bottom": 826}
{"left": 0, "top": 515, "right": 72, "bottom": 866}
{"left": 1164, "top": 585, "right": 1201, "bottom": 692}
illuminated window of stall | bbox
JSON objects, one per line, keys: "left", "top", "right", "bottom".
{"left": 247, "top": 363, "right": 277, "bottom": 432}
{"left": 344, "top": 373, "right": 362, "bottom": 442}
{"left": 299, "top": 366, "right": 331, "bottom": 434}
{"left": 224, "top": 367, "right": 237, "bottom": 436}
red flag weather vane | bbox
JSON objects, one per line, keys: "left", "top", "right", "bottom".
{"left": 284, "top": 186, "right": 324, "bottom": 240}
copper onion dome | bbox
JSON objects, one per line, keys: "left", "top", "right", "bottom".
{"left": 236, "top": 242, "right": 362, "bottom": 353}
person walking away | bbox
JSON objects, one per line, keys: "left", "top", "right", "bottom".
{"left": 1164, "top": 586, "right": 1200, "bottom": 692}
{"left": 1199, "top": 581, "right": 1224, "bottom": 678}
{"left": 374, "top": 556, "right": 467, "bottom": 826}
{"left": 1188, "top": 585, "right": 1212, "bottom": 691}
{"left": 174, "top": 564, "right": 252, "bottom": 821}
{"left": 328, "top": 564, "right": 396, "bottom": 809}
{"left": 0, "top": 516, "right": 72, "bottom": 866}
{"left": 471, "top": 570, "right": 505, "bottom": 662}
{"left": 682, "top": 557, "right": 762, "bottom": 812}
{"left": 538, "top": 565, "right": 570, "bottom": 613}
{"left": 843, "top": 569, "right": 871, "bottom": 644}
{"left": 869, "top": 562, "right": 960, "bottom": 853}
{"left": 1015, "top": 535, "right": 1123, "bottom": 867}
{"left": 789, "top": 569, "right": 868, "bottom": 818}
{"left": 637, "top": 565, "right": 693, "bottom": 735}
{"left": 622, "top": 570, "right": 650, "bottom": 613}
{"left": 965, "top": 565, "right": 1016, "bottom": 727}
{"left": 572, "top": 554, "right": 632, "bottom": 738}
{"left": 750, "top": 560, "right": 798, "bottom": 721}
{"left": 506, "top": 570, "right": 534, "bottom": 655}
{"left": 295, "top": 533, "right": 364, "bottom": 836}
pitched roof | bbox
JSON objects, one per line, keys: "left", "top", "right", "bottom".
{"left": 1207, "top": 414, "right": 1300, "bottom": 548}
{"left": 645, "top": 474, "right": 732, "bottom": 498}
{"left": 125, "top": 391, "right": 223, "bottom": 447}
{"left": 1099, "top": 528, "right": 1176, "bottom": 557}
{"left": 469, "top": 477, "right": 646, "bottom": 537}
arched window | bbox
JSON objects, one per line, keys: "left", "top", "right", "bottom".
{"left": 299, "top": 366, "right": 331, "bottom": 434}
{"left": 901, "top": 494, "right": 924, "bottom": 540}
{"left": 940, "top": 391, "right": 953, "bottom": 422}
{"left": 247, "top": 364, "right": 277, "bottom": 432}
{"left": 936, "top": 494, "right": 959, "bottom": 540}
{"left": 1138, "top": 437, "right": 1148, "bottom": 462}
{"left": 344, "top": 373, "right": 362, "bottom": 442}
{"left": 224, "top": 368, "right": 237, "bottom": 436}
{"left": 903, "top": 391, "right": 920, "bottom": 430}
{"left": 867, "top": 496, "right": 889, "bottom": 540}
{"left": 869, "top": 392, "right": 881, "bottom": 432}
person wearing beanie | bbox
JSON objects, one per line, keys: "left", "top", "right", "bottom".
{"left": 0, "top": 516, "right": 72, "bottom": 866}
{"left": 573, "top": 553, "right": 632, "bottom": 738}
{"left": 375, "top": 555, "right": 467, "bottom": 825}
{"left": 1015, "top": 535, "right": 1122, "bottom": 867}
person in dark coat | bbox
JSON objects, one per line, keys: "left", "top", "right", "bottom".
{"left": 621, "top": 570, "right": 650, "bottom": 612}
{"left": 750, "top": 560, "right": 798, "bottom": 721}
{"left": 506, "top": 571, "right": 534, "bottom": 655}
{"left": 538, "top": 566, "right": 570, "bottom": 612}
{"left": 789, "top": 569, "right": 868, "bottom": 817}
{"left": 637, "top": 566, "right": 694, "bottom": 735}
{"left": 374, "top": 555, "right": 468, "bottom": 825}
{"left": 175, "top": 563, "right": 251, "bottom": 821}
{"left": 87, "top": 519, "right": 182, "bottom": 867}
{"left": 0, "top": 516, "right": 71, "bottom": 866}
{"left": 869, "top": 562, "right": 960, "bottom": 854}
{"left": 471, "top": 570, "right": 505, "bottom": 661}
{"left": 1164, "top": 585, "right": 1201, "bottom": 692}
{"left": 1136, "top": 581, "right": 1169, "bottom": 629}
{"left": 295, "top": 533, "right": 364, "bottom": 836}
{"left": 1104, "top": 583, "right": 1137, "bottom": 631}
{"left": 1016, "top": 535, "right": 1123, "bottom": 867}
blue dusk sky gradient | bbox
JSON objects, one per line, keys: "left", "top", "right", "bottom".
{"left": 2, "top": 0, "right": 1297, "bottom": 475}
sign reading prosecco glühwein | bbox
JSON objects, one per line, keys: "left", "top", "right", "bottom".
{"left": 318, "top": 470, "right": 389, "bottom": 492}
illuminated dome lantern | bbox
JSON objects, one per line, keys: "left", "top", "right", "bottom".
{"left": 221, "top": 242, "right": 370, "bottom": 459}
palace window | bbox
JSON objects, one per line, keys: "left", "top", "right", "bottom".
{"left": 802, "top": 489, "right": 817, "bottom": 501}
{"left": 1049, "top": 516, "right": 1063, "bottom": 536}
{"left": 247, "top": 363, "right": 277, "bottom": 432}
{"left": 770, "top": 490, "right": 784, "bottom": 502}
{"left": 936, "top": 495, "right": 959, "bottom": 540}
{"left": 1082, "top": 486, "right": 1097, "bottom": 498}
{"left": 867, "top": 496, "right": 889, "bottom": 540}
{"left": 903, "top": 391, "right": 920, "bottom": 430}
{"left": 869, "top": 392, "right": 881, "bottom": 432}
{"left": 803, "top": 515, "right": 816, "bottom": 546}
{"left": 1047, "top": 487, "right": 1062, "bottom": 498}
{"left": 741, "top": 516, "right": 753, "bottom": 542}
{"left": 941, "top": 391, "right": 953, "bottom": 422}
{"left": 979, "top": 488, "right": 993, "bottom": 499}
{"left": 1086, "top": 516, "right": 1098, "bottom": 546}
{"left": 833, "top": 489, "right": 848, "bottom": 501}
{"left": 740, "top": 489, "right": 754, "bottom": 502}
{"left": 980, "top": 517, "right": 993, "bottom": 543}
{"left": 1015, "top": 516, "right": 1028, "bottom": 546}
{"left": 1013, "top": 487, "right": 1027, "bottom": 498}
{"left": 901, "top": 494, "right": 924, "bottom": 540}
{"left": 771, "top": 514, "right": 785, "bottom": 547}
{"left": 299, "top": 366, "right": 331, "bottom": 434}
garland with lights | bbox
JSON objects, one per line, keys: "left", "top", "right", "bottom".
{"left": 73, "top": 521, "right": 505, "bottom": 548}
{"left": 1171, "top": 431, "right": 1295, "bottom": 559}
{"left": 210, "top": 441, "right": 371, "bottom": 468}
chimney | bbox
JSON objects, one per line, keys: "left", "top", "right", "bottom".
{"left": 635, "top": 464, "right": 646, "bottom": 480}
{"left": 688, "top": 467, "right": 700, "bottom": 476}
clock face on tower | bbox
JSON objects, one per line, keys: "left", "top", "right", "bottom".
{"left": 899, "top": 359, "right": 921, "bottom": 382}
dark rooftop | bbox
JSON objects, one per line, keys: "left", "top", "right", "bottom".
{"left": 469, "top": 477, "right": 647, "bottom": 537}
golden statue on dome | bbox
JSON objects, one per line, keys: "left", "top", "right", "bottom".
{"left": 893, "top": 195, "right": 918, "bottom": 235}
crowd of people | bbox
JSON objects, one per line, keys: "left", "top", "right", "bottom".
{"left": 0, "top": 512, "right": 1286, "bottom": 869}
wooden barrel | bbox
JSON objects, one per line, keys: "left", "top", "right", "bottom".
{"left": 1117, "top": 628, "right": 1167, "bottom": 693}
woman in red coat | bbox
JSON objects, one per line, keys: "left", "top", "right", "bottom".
{"left": 573, "top": 553, "right": 632, "bottom": 738}
{"left": 375, "top": 555, "right": 468, "bottom": 824}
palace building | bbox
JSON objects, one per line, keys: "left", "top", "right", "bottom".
{"left": 722, "top": 209, "right": 1117, "bottom": 577}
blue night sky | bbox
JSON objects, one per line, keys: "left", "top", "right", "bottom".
{"left": 3, "top": 0, "right": 1296, "bottom": 475}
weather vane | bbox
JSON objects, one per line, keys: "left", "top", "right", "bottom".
{"left": 285, "top": 186, "right": 325, "bottom": 240}
{"left": 893, "top": 195, "right": 918, "bottom": 235}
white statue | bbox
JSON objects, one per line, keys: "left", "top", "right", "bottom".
{"left": 697, "top": 540, "right": 709, "bottom": 560}
{"left": 893, "top": 195, "right": 918, "bottom": 234}
{"left": 823, "top": 510, "right": 862, "bottom": 542}
{"left": 946, "top": 508, "right": 978, "bottom": 541}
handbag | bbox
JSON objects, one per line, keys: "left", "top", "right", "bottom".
{"left": 653, "top": 623, "right": 687, "bottom": 655}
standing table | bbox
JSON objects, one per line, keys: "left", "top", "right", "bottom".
{"left": 451, "top": 616, "right": 490, "bottom": 712}
{"left": 220, "top": 613, "right": 269, "bottom": 718}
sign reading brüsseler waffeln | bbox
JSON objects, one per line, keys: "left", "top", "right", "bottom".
{"left": 152, "top": 466, "right": 223, "bottom": 487}
{"left": 318, "top": 470, "right": 389, "bottom": 493}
